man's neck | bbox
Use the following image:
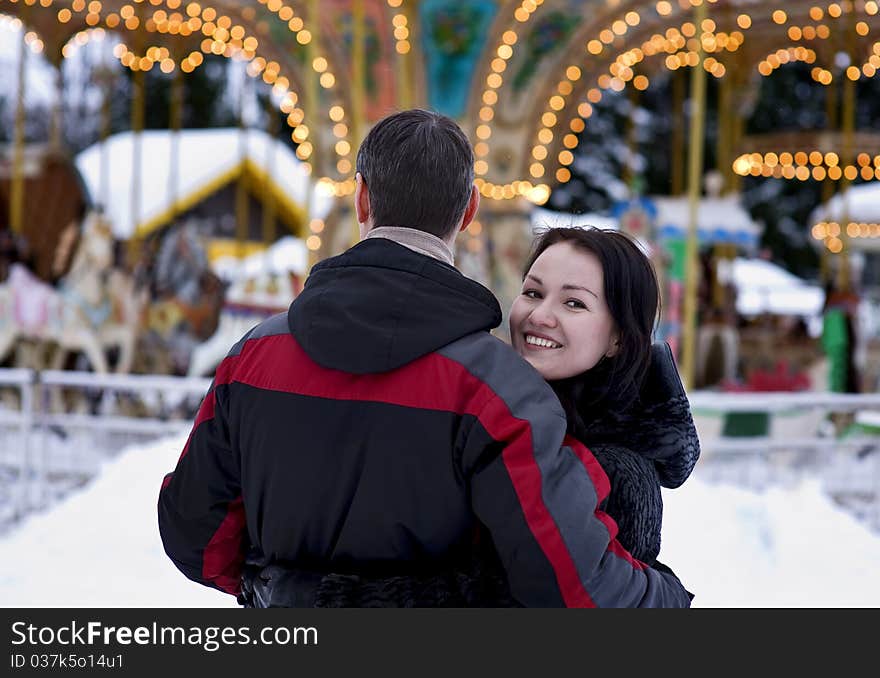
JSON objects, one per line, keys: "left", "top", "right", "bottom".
{"left": 364, "top": 226, "right": 455, "bottom": 266}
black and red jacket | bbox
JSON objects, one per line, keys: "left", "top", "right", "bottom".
{"left": 158, "top": 237, "right": 691, "bottom": 607}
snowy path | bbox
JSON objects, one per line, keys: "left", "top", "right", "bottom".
{"left": 0, "top": 435, "right": 236, "bottom": 608}
{"left": 662, "top": 478, "right": 880, "bottom": 607}
{"left": 1, "top": 433, "right": 879, "bottom": 607}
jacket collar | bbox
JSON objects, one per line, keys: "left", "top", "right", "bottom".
{"left": 364, "top": 226, "right": 455, "bottom": 267}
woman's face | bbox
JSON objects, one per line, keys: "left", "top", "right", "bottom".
{"left": 509, "top": 242, "right": 618, "bottom": 381}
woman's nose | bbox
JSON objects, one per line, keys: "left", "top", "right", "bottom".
{"left": 529, "top": 301, "right": 558, "bottom": 327}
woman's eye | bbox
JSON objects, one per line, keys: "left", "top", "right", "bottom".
{"left": 523, "top": 290, "right": 541, "bottom": 299}
{"left": 565, "top": 299, "right": 587, "bottom": 310}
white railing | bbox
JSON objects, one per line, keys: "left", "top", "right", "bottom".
{"left": 1, "top": 369, "right": 879, "bottom": 529}
{"left": 688, "top": 390, "right": 880, "bottom": 530}
{"left": 0, "top": 369, "right": 211, "bottom": 525}
{"left": 689, "top": 391, "right": 880, "bottom": 413}
{"left": 688, "top": 390, "right": 880, "bottom": 454}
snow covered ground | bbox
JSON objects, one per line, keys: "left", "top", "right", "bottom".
{"left": 0, "top": 433, "right": 878, "bottom": 608}
{"left": 0, "top": 434, "right": 236, "bottom": 608}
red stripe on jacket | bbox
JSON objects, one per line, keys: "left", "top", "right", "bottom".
{"left": 566, "top": 434, "right": 648, "bottom": 571}
{"left": 202, "top": 496, "right": 247, "bottom": 595}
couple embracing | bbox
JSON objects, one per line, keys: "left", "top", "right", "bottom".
{"left": 159, "top": 109, "right": 699, "bottom": 607}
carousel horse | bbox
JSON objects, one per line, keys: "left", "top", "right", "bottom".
{"left": 0, "top": 212, "right": 146, "bottom": 374}
{"left": 141, "top": 222, "right": 225, "bottom": 375}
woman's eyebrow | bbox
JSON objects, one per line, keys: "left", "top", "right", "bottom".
{"left": 562, "top": 284, "right": 598, "bottom": 300}
{"left": 525, "top": 274, "right": 542, "bottom": 285}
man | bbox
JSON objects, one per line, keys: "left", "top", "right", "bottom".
{"left": 158, "top": 109, "right": 691, "bottom": 607}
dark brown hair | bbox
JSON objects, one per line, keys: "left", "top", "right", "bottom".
{"left": 356, "top": 109, "right": 474, "bottom": 240}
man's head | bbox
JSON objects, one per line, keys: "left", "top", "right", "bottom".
{"left": 355, "top": 109, "right": 479, "bottom": 242}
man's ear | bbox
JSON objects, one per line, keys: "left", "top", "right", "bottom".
{"left": 355, "top": 172, "right": 371, "bottom": 228}
{"left": 458, "top": 185, "right": 481, "bottom": 232}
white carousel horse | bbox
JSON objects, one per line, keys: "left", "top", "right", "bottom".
{"left": 0, "top": 212, "right": 146, "bottom": 374}
{"left": 0, "top": 261, "right": 111, "bottom": 373}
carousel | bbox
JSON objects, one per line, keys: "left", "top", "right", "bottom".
{"left": 1, "top": 0, "right": 879, "bottom": 389}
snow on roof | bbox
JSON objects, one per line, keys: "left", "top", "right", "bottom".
{"left": 729, "top": 257, "right": 825, "bottom": 317}
{"left": 528, "top": 208, "right": 655, "bottom": 256}
{"left": 532, "top": 195, "right": 762, "bottom": 247}
{"left": 74, "top": 128, "right": 334, "bottom": 239}
{"left": 530, "top": 207, "right": 619, "bottom": 231}
{"left": 212, "top": 235, "right": 307, "bottom": 311}
{"left": 652, "top": 194, "right": 762, "bottom": 246}
{"left": 809, "top": 182, "right": 880, "bottom": 225}
{"left": 211, "top": 235, "right": 308, "bottom": 281}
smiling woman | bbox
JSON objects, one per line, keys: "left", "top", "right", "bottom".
{"left": 510, "top": 240, "right": 619, "bottom": 382}
{"left": 514, "top": 227, "right": 659, "bottom": 412}
{"left": 505, "top": 226, "right": 699, "bottom": 574}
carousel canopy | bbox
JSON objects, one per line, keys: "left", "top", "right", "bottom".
{"left": 74, "top": 127, "right": 333, "bottom": 239}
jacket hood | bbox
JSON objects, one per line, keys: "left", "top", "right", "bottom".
{"left": 288, "top": 238, "right": 501, "bottom": 374}
{"left": 580, "top": 343, "right": 701, "bottom": 489}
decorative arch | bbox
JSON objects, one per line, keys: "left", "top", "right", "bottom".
{"left": 461, "top": 0, "right": 880, "bottom": 206}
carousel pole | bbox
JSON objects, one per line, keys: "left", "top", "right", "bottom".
{"left": 838, "top": 21, "right": 857, "bottom": 293}
{"left": 305, "top": 0, "right": 319, "bottom": 269}
{"left": 50, "top": 63, "right": 64, "bottom": 152}
{"left": 99, "top": 68, "right": 112, "bottom": 212}
{"left": 625, "top": 83, "right": 639, "bottom": 191}
{"left": 167, "top": 56, "right": 184, "bottom": 224}
{"left": 716, "top": 71, "right": 732, "bottom": 195}
{"left": 129, "top": 67, "right": 145, "bottom": 259}
{"left": 128, "top": 17, "right": 146, "bottom": 266}
{"left": 680, "top": 0, "right": 709, "bottom": 391}
{"left": 9, "top": 17, "right": 28, "bottom": 235}
{"left": 395, "top": 1, "right": 412, "bottom": 110}
{"left": 713, "top": 71, "right": 732, "bottom": 310}
{"left": 671, "top": 69, "right": 685, "bottom": 196}
{"left": 728, "top": 48, "right": 747, "bottom": 196}
{"left": 821, "top": 59, "right": 839, "bottom": 285}
{"left": 236, "top": 62, "right": 251, "bottom": 257}
{"left": 351, "top": 0, "right": 367, "bottom": 245}
{"left": 262, "top": 90, "right": 278, "bottom": 248}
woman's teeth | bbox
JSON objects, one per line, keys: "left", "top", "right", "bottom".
{"left": 525, "top": 334, "right": 561, "bottom": 349}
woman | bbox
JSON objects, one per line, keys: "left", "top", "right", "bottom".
{"left": 508, "top": 227, "right": 698, "bottom": 565}
{"left": 240, "top": 227, "right": 698, "bottom": 606}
